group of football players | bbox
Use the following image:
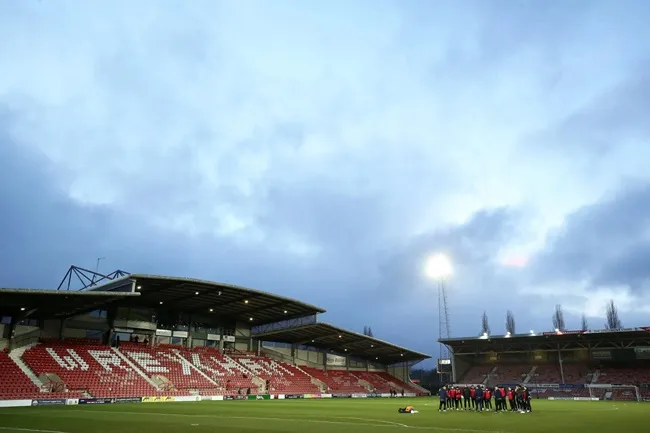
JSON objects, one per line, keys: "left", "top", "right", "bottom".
{"left": 438, "top": 384, "right": 532, "bottom": 413}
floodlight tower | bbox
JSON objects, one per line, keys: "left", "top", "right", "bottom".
{"left": 426, "top": 254, "right": 453, "bottom": 383}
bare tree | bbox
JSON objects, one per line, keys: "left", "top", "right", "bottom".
{"left": 552, "top": 304, "right": 566, "bottom": 331}
{"left": 605, "top": 300, "right": 622, "bottom": 330}
{"left": 481, "top": 311, "right": 490, "bottom": 336}
{"left": 506, "top": 310, "right": 516, "bottom": 334}
{"left": 581, "top": 314, "right": 588, "bottom": 331}
{"left": 367, "top": 326, "right": 374, "bottom": 337}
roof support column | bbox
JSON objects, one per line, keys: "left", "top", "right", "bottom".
{"left": 6, "top": 316, "right": 19, "bottom": 352}
{"left": 104, "top": 307, "right": 116, "bottom": 346}
{"left": 322, "top": 348, "right": 328, "bottom": 371}
{"left": 186, "top": 315, "right": 193, "bottom": 349}
{"left": 291, "top": 344, "right": 297, "bottom": 364}
{"left": 557, "top": 344, "right": 565, "bottom": 383}
{"left": 59, "top": 318, "right": 66, "bottom": 341}
{"left": 450, "top": 346, "right": 457, "bottom": 383}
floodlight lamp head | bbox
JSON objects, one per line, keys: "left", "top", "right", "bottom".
{"left": 425, "top": 253, "right": 453, "bottom": 279}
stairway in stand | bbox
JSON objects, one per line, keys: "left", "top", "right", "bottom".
{"left": 9, "top": 343, "right": 45, "bottom": 391}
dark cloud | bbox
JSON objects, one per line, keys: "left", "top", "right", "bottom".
{"left": 531, "top": 181, "right": 650, "bottom": 293}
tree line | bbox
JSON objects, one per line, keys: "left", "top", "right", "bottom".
{"left": 478, "top": 299, "right": 623, "bottom": 336}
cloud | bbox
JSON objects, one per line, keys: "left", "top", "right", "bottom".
{"left": 529, "top": 181, "right": 650, "bottom": 321}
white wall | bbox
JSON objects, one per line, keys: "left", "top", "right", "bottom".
{"left": 14, "top": 325, "right": 39, "bottom": 336}
{"left": 41, "top": 319, "right": 63, "bottom": 339}
{"left": 234, "top": 342, "right": 249, "bottom": 351}
{"left": 62, "top": 328, "right": 87, "bottom": 339}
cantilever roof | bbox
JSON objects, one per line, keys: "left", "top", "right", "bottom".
{"left": 440, "top": 328, "right": 650, "bottom": 354}
{"left": 89, "top": 274, "right": 326, "bottom": 325}
{"left": 252, "top": 322, "right": 430, "bottom": 364}
{"left": 0, "top": 288, "right": 140, "bottom": 319}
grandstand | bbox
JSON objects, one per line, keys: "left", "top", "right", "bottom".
{"left": 0, "top": 266, "right": 429, "bottom": 405}
{"left": 440, "top": 327, "right": 650, "bottom": 401}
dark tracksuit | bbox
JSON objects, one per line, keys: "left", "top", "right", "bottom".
{"left": 516, "top": 389, "right": 524, "bottom": 411}
{"left": 463, "top": 387, "right": 471, "bottom": 409}
{"left": 439, "top": 388, "right": 447, "bottom": 411}
{"left": 494, "top": 388, "right": 503, "bottom": 411}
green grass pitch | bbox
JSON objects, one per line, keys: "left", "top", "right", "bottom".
{"left": 0, "top": 398, "right": 648, "bottom": 433}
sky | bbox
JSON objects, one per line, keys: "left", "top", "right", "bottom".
{"left": 2, "top": 0, "right": 650, "bottom": 367}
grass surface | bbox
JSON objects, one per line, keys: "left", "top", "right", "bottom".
{"left": 0, "top": 398, "right": 648, "bottom": 433}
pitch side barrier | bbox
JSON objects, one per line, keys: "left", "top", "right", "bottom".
{"left": 0, "top": 392, "right": 419, "bottom": 408}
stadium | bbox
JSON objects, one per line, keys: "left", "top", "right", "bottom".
{"left": 1, "top": 266, "right": 649, "bottom": 433}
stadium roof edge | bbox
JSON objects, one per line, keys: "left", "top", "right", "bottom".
{"left": 438, "top": 327, "right": 650, "bottom": 353}
{"left": 90, "top": 274, "right": 327, "bottom": 314}
{"left": 253, "top": 321, "right": 430, "bottom": 364}
{"left": 80, "top": 274, "right": 326, "bottom": 325}
{"left": 0, "top": 288, "right": 140, "bottom": 319}
{"left": 439, "top": 327, "right": 650, "bottom": 343}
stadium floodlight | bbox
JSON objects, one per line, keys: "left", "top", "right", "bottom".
{"left": 505, "top": 332, "right": 511, "bottom": 338}
{"left": 20, "top": 307, "right": 25, "bottom": 311}
{"left": 530, "top": 330, "right": 535, "bottom": 335}
{"left": 555, "top": 328, "right": 560, "bottom": 333}
{"left": 425, "top": 253, "right": 453, "bottom": 384}
{"left": 136, "top": 286, "right": 141, "bottom": 290}
{"left": 425, "top": 254, "right": 453, "bottom": 279}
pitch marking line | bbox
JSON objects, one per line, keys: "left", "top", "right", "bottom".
{"left": 0, "top": 428, "right": 69, "bottom": 433}
{"left": 71, "top": 409, "right": 511, "bottom": 432}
